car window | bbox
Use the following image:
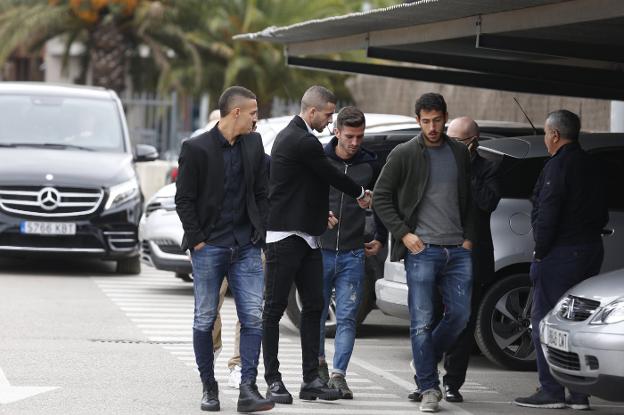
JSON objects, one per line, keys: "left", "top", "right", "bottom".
{"left": 590, "top": 149, "right": 624, "bottom": 211}
{"left": 0, "top": 94, "right": 125, "bottom": 152}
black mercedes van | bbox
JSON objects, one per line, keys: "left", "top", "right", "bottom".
{"left": 0, "top": 82, "right": 157, "bottom": 273}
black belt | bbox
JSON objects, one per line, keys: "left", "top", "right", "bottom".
{"left": 426, "top": 243, "right": 462, "bottom": 249}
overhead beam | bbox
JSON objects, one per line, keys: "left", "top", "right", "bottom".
{"left": 285, "top": 0, "right": 624, "bottom": 55}
{"left": 286, "top": 56, "right": 624, "bottom": 101}
{"left": 367, "top": 46, "right": 624, "bottom": 87}
{"left": 476, "top": 34, "right": 624, "bottom": 63}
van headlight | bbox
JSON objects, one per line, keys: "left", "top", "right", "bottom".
{"left": 590, "top": 298, "right": 624, "bottom": 325}
{"left": 105, "top": 178, "right": 140, "bottom": 210}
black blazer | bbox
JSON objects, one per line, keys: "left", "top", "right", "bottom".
{"left": 268, "top": 116, "right": 362, "bottom": 236}
{"left": 175, "top": 125, "right": 268, "bottom": 251}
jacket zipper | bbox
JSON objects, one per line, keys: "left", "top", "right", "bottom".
{"left": 335, "top": 163, "right": 349, "bottom": 251}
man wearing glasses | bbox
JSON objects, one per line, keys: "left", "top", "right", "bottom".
{"left": 440, "top": 117, "right": 501, "bottom": 402}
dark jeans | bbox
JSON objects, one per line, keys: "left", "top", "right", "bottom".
{"left": 263, "top": 235, "right": 324, "bottom": 384}
{"left": 531, "top": 242, "right": 604, "bottom": 400}
{"left": 190, "top": 243, "right": 264, "bottom": 385}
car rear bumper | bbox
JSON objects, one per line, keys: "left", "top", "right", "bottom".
{"left": 375, "top": 278, "right": 409, "bottom": 319}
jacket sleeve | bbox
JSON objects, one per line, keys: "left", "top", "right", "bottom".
{"left": 175, "top": 140, "right": 206, "bottom": 248}
{"left": 299, "top": 134, "right": 363, "bottom": 199}
{"left": 473, "top": 158, "right": 501, "bottom": 213}
{"left": 254, "top": 148, "right": 270, "bottom": 231}
{"left": 462, "top": 150, "right": 478, "bottom": 242}
{"left": 373, "top": 150, "right": 412, "bottom": 240}
{"left": 370, "top": 159, "right": 388, "bottom": 245}
{"left": 532, "top": 162, "right": 565, "bottom": 259}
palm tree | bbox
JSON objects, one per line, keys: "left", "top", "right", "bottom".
{"left": 0, "top": 0, "right": 202, "bottom": 94}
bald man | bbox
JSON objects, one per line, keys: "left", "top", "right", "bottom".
{"left": 262, "top": 86, "right": 371, "bottom": 404}
{"left": 441, "top": 117, "right": 501, "bottom": 401}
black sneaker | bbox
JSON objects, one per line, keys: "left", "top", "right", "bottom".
{"left": 566, "top": 395, "right": 590, "bottom": 410}
{"left": 408, "top": 389, "right": 423, "bottom": 402}
{"left": 266, "top": 380, "right": 293, "bottom": 404}
{"left": 299, "top": 377, "right": 341, "bottom": 401}
{"left": 513, "top": 389, "right": 565, "bottom": 409}
{"left": 444, "top": 384, "right": 463, "bottom": 403}
{"left": 237, "top": 382, "right": 274, "bottom": 413}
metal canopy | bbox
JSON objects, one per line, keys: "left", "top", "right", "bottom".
{"left": 235, "top": 0, "right": 624, "bottom": 100}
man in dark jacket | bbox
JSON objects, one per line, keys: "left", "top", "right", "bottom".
{"left": 374, "top": 93, "right": 476, "bottom": 413}
{"left": 442, "top": 117, "right": 500, "bottom": 401}
{"left": 262, "top": 86, "right": 371, "bottom": 405}
{"left": 317, "top": 107, "right": 388, "bottom": 399}
{"left": 514, "top": 110, "right": 608, "bottom": 410}
{"left": 175, "top": 86, "right": 273, "bottom": 413}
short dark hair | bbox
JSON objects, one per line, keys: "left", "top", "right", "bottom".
{"left": 414, "top": 92, "right": 447, "bottom": 117}
{"left": 546, "top": 109, "right": 581, "bottom": 141}
{"left": 218, "top": 86, "right": 256, "bottom": 117}
{"left": 335, "top": 106, "right": 365, "bottom": 130}
{"left": 301, "top": 85, "right": 336, "bottom": 112}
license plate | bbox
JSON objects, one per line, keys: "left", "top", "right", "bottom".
{"left": 546, "top": 326, "right": 569, "bottom": 352}
{"left": 20, "top": 221, "right": 76, "bottom": 235}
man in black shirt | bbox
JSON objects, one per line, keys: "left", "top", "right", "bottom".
{"left": 176, "top": 86, "right": 273, "bottom": 413}
{"left": 514, "top": 110, "right": 608, "bottom": 410}
{"left": 262, "top": 86, "right": 371, "bottom": 404}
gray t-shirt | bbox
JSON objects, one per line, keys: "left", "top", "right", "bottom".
{"left": 414, "top": 142, "right": 464, "bottom": 245}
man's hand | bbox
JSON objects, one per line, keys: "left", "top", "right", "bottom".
{"left": 194, "top": 241, "right": 206, "bottom": 251}
{"left": 364, "top": 240, "right": 382, "bottom": 257}
{"left": 327, "top": 211, "right": 339, "bottom": 229}
{"left": 402, "top": 233, "right": 424, "bottom": 254}
{"left": 462, "top": 239, "right": 473, "bottom": 250}
{"left": 357, "top": 190, "right": 372, "bottom": 209}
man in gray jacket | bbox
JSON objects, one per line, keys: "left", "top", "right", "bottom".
{"left": 374, "top": 93, "right": 476, "bottom": 413}
{"left": 317, "top": 107, "right": 388, "bottom": 399}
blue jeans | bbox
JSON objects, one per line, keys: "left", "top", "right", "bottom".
{"left": 190, "top": 243, "right": 264, "bottom": 384}
{"left": 405, "top": 245, "right": 472, "bottom": 391}
{"left": 319, "top": 249, "right": 365, "bottom": 376}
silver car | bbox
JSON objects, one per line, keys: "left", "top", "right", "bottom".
{"left": 541, "top": 268, "right": 624, "bottom": 401}
{"left": 375, "top": 133, "right": 624, "bottom": 370}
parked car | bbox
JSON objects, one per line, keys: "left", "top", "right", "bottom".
{"left": 138, "top": 183, "right": 191, "bottom": 281}
{"left": 541, "top": 267, "right": 624, "bottom": 401}
{"left": 375, "top": 133, "right": 624, "bottom": 370}
{"left": 0, "top": 82, "right": 157, "bottom": 274}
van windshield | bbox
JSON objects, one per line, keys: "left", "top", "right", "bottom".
{"left": 0, "top": 94, "right": 125, "bottom": 153}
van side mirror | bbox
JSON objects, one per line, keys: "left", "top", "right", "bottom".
{"left": 134, "top": 144, "right": 158, "bottom": 162}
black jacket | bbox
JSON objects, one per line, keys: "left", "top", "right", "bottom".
{"left": 267, "top": 116, "right": 362, "bottom": 236}
{"left": 175, "top": 125, "right": 268, "bottom": 251}
{"left": 471, "top": 152, "right": 501, "bottom": 285}
{"left": 531, "top": 142, "right": 608, "bottom": 259}
{"left": 319, "top": 137, "right": 388, "bottom": 251}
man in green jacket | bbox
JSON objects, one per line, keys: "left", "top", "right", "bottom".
{"left": 373, "top": 93, "right": 476, "bottom": 413}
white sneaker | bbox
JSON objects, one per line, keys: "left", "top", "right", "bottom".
{"left": 228, "top": 365, "right": 241, "bottom": 389}
{"left": 420, "top": 388, "right": 442, "bottom": 413}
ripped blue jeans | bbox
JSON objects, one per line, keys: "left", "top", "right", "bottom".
{"left": 405, "top": 244, "right": 472, "bottom": 391}
{"left": 319, "top": 248, "right": 365, "bottom": 376}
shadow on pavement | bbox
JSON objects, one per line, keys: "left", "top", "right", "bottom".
{"left": 0, "top": 255, "right": 117, "bottom": 277}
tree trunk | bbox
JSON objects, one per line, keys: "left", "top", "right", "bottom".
{"left": 89, "top": 19, "right": 127, "bottom": 93}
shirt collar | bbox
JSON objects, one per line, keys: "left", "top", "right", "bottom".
{"left": 299, "top": 116, "right": 314, "bottom": 135}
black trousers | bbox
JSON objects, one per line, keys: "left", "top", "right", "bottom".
{"left": 263, "top": 235, "right": 323, "bottom": 384}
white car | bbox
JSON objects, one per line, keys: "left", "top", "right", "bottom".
{"left": 138, "top": 183, "right": 192, "bottom": 281}
{"left": 541, "top": 267, "right": 624, "bottom": 402}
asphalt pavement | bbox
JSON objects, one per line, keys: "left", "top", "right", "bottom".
{"left": 1, "top": 257, "right": 623, "bottom": 415}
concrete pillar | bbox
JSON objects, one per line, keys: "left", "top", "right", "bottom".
{"left": 610, "top": 101, "right": 624, "bottom": 132}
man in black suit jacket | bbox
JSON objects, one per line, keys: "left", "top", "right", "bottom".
{"left": 175, "top": 86, "right": 273, "bottom": 413}
{"left": 262, "top": 85, "right": 371, "bottom": 404}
